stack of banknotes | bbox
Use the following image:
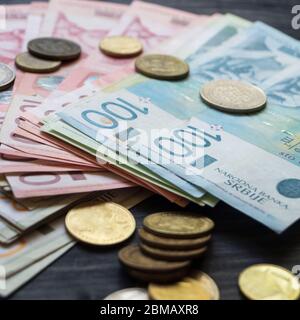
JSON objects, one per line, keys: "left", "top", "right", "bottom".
{"left": 1, "top": 0, "right": 300, "bottom": 297}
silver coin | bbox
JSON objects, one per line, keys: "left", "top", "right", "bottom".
{"left": 200, "top": 79, "right": 267, "bottom": 114}
{"left": 104, "top": 287, "right": 149, "bottom": 300}
{"left": 0, "top": 63, "right": 16, "bottom": 91}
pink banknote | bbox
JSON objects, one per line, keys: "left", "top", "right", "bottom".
{"left": 6, "top": 171, "right": 135, "bottom": 198}
{"left": 15, "top": 0, "right": 127, "bottom": 98}
{"left": 59, "top": 0, "right": 209, "bottom": 92}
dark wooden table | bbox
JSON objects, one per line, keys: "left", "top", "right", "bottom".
{"left": 2, "top": 0, "right": 300, "bottom": 300}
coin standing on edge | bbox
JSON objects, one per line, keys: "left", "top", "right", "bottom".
{"left": 118, "top": 245, "right": 190, "bottom": 273}
{"left": 200, "top": 79, "right": 267, "bottom": 114}
{"left": 148, "top": 270, "right": 220, "bottom": 300}
{"left": 65, "top": 201, "right": 136, "bottom": 246}
{"left": 99, "top": 36, "right": 143, "bottom": 58}
{"left": 15, "top": 52, "right": 62, "bottom": 73}
{"left": 0, "top": 63, "right": 16, "bottom": 91}
{"left": 239, "top": 264, "right": 300, "bottom": 300}
{"left": 135, "top": 54, "right": 189, "bottom": 80}
{"left": 104, "top": 287, "right": 149, "bottom": 300}
{"left": 143, "top": 212, "right": 214, "bottom": 239}
{"left": 28, "top": 37, "right": 81, "bottom": 61}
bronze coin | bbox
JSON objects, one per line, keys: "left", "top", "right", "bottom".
{"left": 135, "top": 54, "right": 189, "bottom": 80}
{"left": 143, "top": 211, "right": 214, "bottom": 239}
{"left": 139, "top": 228, "right": 211, "bottom": 250}
{"left": 15, "top": 52, "right": 61, "bottom": 73}
{"left": 127, "top": 267, "right": 189, "bottom": 284}
{"left": 140, "top": 243, "right": 207, "bottom": 261}
{"left": 118, "top": 244, "right": 190, "bottom": 273}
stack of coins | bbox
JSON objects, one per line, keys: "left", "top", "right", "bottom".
{"left": 119, "top": 211, "right": 214, "bottom": 283}
{"left": 15, "top": 37, "right": 81, "bottom": 74}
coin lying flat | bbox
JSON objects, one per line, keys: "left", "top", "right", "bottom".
{"left": 149, "top": 270, "right": 220, "bottom": 300}
{"left": 139, "top": 228, "right": 211, "bottom": 250}
{"left": 135, "top": 54, "right": 189, "bottom": 80}
{"left": 141, "top": 243, "right": 207, "bottom": 261}
{"left": 65, "top": 201, "right": 136, "bottom": 246}
{"left": 118, "top": 245, "right": 190, "bottom": 273}
{"left": 128, "top": 267, "right": 189, "bottom": 284}
{"left": 200, "top": 79, "right": 267, "bottom": 114}
{"left": 15, "top": 52, "right": 61, "bottom": 73}
{"left": 0, "top": 63, "right": 15, "bottom": 91}
{"left": 100, "top": 36, "right": 142, "bottom": 58}
{"left": 28, "top": 37, "right": 81, "bottom": 61}
{"left": 104, "top": 287, "right": 149, "bottom": 300}
{"left": 143, "top": 212, "right": 214, "bottom": 239}
{"left": 239, "top": 264, "right": 300, "bottom": 300}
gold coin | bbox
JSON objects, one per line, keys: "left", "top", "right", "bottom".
{"left": 148, "top": 270, "right": 220, "bottom": 300}
{"left": 139, "top": 228, "right": 211, "bottom": 250}
{"left": 135, "top": 54, "right": 189, "bottom": 80}
{"left": 128, "top": 267, "right": 189, "bottom": 284}
{"left": 143, "top": 212, "right": 214, "bottom": 239}
{"left": 99, "top": 36, "right": 143, "bottom": 58}
{"left": 65, "top": 201, "right": 136, "bottom": 246}
{"left": 140, "top": 243, "right": 207, "bottom": 261}
{"left": 0, "top": 63, "right": 15, "bottom": 91}
{"left": 200, "top": 79, "right": 267, "bottom": 114}
{"left": 15, "top": 52, "right": 61, "bottom": 73}
{"left": 118, "top": 245, "right": 190, "bottom": 273}
{"left": 239, "top": 264, "right": 300, "bottom": 300}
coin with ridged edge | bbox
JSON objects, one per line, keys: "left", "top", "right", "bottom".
{"left": 127, "top": 267, "right": 189, "bottom": 284}
{"left": 104, "top": 287, "right": 149, "bottom": 300}
{"left": 140, "top": 243, "right": 207, "bottom": 261}
{"left": 118, "top": 245, "right": 190, "bottom": 273}
{"left": 143, "top": 212, "right": 214, "bottom": 239}
{"left": 148, "top": 270, "right": 220, "bottom": 300}
{"left": 135, "top": 54, "right": 189, "bottom": 80}
{"left": 15, "top": 52, "right": 61, "bottom": 73}
{"left": 65, "top": 201, "right": 136, "bottom": 246}
{"left": 239, "top": 264, "right": 300, "bottom": 300}
{"left": 139, "top": 228, "right": 211, "bottom": 250}
{"left": 99, "top": 36, "right": 143, "bottom": 58}
{"left": 28, "top": 37, "right": 81, "bottom": 61}
{"left": 0, "top": 63, "right": 15, "bottom": 91}
{"left": 200, "top": 79, "right": 267, "bottom": 114}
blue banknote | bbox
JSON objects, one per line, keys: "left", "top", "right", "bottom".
{"left": 51, "top": 21, "right": 300, "bottom": 231}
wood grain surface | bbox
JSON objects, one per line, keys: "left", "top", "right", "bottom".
{"left": 1, "top": 0, "right": 300, "bottom": 300}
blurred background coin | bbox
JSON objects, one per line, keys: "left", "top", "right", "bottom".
{"left": 239, "top": 264, "right": 300, "bottom": 300}
{"left": 0, "top": 63, "right": 16, "bottom": 91}
{"left": 148, "top": 270, "right": 220, "bottom": 300}
{"left": 135, "top": 54, "right": 189, "bottom": 80}
{"left": 104, "top": 287, "right": 149, "bottom": 300}
{"left": 28, "top": 37, "right": 81, "bottom": 61}
{"left": 15, "top": 52, "right": 62, "bottom": 73}
{"left": 100, "top": 36, "right": 143, "bottom": 58}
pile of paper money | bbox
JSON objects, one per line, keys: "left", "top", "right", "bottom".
{"left": 1, "top": 0, "right": 300, "bottom": 297}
